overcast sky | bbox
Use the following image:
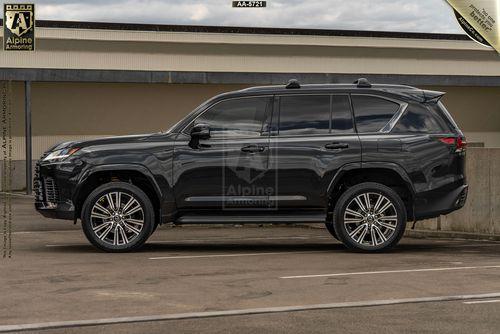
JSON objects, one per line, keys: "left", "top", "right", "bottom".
{"left": 5, "top": 0, "right": 462, "bottom": 34}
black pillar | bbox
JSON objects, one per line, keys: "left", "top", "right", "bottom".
{"left": 25, "top": 81, "right": 32, "bottom": 195}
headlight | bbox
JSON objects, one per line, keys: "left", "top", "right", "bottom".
{"left": 43, "top": 148, "right": 80, "bottom": 162}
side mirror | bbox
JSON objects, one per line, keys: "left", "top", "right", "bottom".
{"left": 190, "top": 123, "right": 210, "bottom": 140}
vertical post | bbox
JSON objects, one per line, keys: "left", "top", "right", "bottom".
{"left": 25, "top": 81, "right": 32, "bottom": 195}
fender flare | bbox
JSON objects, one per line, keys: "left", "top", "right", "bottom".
{"left": 73, "top": 164, "right": 163, "bottom": 218}
{"left": 327, "top": 162, "right": 416, "bottom": 197}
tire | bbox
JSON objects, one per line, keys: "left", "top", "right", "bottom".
{"left": 333, "top": 182, "right": 406, "bottom": 252}
{"left": 81, "top": 182, "right": 155, "bottom": 252}
{"left": 324, "top": 221, "right": 339, "bottom": 240}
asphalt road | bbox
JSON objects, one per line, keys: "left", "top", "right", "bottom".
{"left": 1, "top": 196, "right": 500, "bottom": 333}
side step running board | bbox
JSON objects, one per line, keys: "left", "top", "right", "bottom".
{"left": 176, "top": 214, "right": 326, "bottom": 224}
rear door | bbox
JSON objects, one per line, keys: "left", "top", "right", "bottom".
{"left": 268, "top": 94, "right": 361, "bottom": 210}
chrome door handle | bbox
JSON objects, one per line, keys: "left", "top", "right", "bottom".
{"left": 325, "top": 143, "right": 349, "bottom": 150}
{"left": 241, "top": 145, "right": 266, "bottom": 153}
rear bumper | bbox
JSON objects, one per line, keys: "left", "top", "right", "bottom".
{"left": 414, "top": 183, "right": 468, "bottom": 220}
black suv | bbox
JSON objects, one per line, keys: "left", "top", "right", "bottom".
{"left": 35, "top": 78, "right": 468, "bottom": 252}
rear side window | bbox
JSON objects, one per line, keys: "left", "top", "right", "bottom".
{"left": 278, "top": 95, "right": 354, "bottom": 135}
{"left": 279, "top": 95, "right": 330, "bottom": 135}
{"left": 193, "top": 96, "right": 271, "bottom": 138}
{"left": 351, "top": 95, "right": 400, "bottom": 133}
{"left": 392, "top": 103, "right": 448, "bottom": 133}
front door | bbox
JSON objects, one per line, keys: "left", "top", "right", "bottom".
{"left": 173, "top": 95, "right": 274, "bottom": 210}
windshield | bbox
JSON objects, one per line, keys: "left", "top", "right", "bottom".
{"left": 164, "top": 99, "right": 214, "bottom": 133}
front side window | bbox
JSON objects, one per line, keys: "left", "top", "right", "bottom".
{"left": 192, "top": 96, "right": 271, "bottom": 138}
{"left": 352, "top": 95, "right": 400, "bottom": 133}
{"left": 279, "top": 95, "right": 330, "bottom": 135}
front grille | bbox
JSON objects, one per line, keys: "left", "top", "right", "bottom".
{"left": 33, "top": 162, "right": 43, "bottom": 202}
{"left": 43, "top": 177, "right": 60, "bottom": 204}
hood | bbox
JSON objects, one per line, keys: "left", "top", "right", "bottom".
{"left": 47, "top": 132, "right": 175, "bottom": 152}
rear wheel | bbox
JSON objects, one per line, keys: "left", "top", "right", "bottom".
{"left": 81, "top": 182, "right": 155, "bottom": 252}
{"left": 334, "top": 182, "right": 406, "bottom": 252}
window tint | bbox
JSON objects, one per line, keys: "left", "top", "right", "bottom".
{"left": 427, "top": 102, "right": 455, "bottom": 132}
{"left": 194, "top": 97, "right": 271, "bottom": 138}
{"left": 392, "top": 103, "right": 447, "bottom": 133}
{"left": 351, "top": 95, "right": 400, "bottom": 133}
{"left": 279, "top": 95, "right": 330, "bottom": 135}
{"left": 331, "top": 95, "right": 354, "bottom": 133}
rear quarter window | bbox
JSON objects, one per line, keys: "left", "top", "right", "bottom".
{"left": 392, "top": 103, "right": 449, "bottom": 134}
{"left": 426, "top": 102, "right": 456, "bottom": 133}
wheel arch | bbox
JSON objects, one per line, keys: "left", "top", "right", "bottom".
{"left": 73, "top": 164, "right": 162, "bottom": 224}
{"left": 327, "top": 162, "right": 416, "bottom": 221}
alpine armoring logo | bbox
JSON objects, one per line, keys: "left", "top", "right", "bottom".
{"left": 222, "top": 137, "right": 278, "bottom": 210}
{"left": 3, "top": 3, "right": 35, "bottom": 51}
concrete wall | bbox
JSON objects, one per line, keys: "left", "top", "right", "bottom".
{"left": 418, "top": 148, "right": 500, "bottom": 235}
{"left": 0, "top": 160, "right": 35, "bottom": 192}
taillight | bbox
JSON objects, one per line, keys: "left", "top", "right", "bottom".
{"left": 439, "top": 136, "right": 466, "bottom": 153}
{"left": 439, "top": 137, "right": 455, "bottom": 145}
{"left": 456, "top": 136, "right": 467, "bottom": 152}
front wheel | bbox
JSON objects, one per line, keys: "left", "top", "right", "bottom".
{"left": 334, "top": 182, "right": 406, "bottom": 252}
{"left": 81, "top": 182, "right": 155, "bottom": 252}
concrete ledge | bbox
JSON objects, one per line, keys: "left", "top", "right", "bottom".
{"left": 297, "top": 224, "right": 500, "bottom": 242}
{"left": 1, "top": 69, "right": 500, "bottom": 86}
{"left": 405, "top": 229, "right": 500, "bottom": 242}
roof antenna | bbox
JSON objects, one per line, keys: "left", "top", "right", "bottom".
{"left": 354, "top": 78, "right": 372, "bottom": 88}
{"left": 286, "top": 79, "right": 300, "bottom": 89}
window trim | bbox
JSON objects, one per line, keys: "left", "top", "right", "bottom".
{"left": 350, "top": 93, "right": 408, "bottom": 134}
{"left": 180, "top": 95, "right": 274, "bottom": 139}
{"left": 274, "top": 93, "right": 353, "bottom": 138}
{"left": 392, "top": 102, "right": 452, "bottom": 134}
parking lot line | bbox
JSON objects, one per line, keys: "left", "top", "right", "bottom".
{"left": 2, "top": 292, "right": 500, "bottom": 333}
{"left": 280, "top": 264, "right": 500, "bottom": 279}
{"left": 45, "top": 235, "right": 332, "bottom": 247}
{"left": 463, "top": 299, "right": 500, "bottom": 305}
{"left": 149, "top": 250, "right": 328, "bottom": 260}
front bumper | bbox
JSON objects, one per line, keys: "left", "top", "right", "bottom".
{"left": 34, "top": 160, "right": 78, "bottom": 221}
{"left": 35, "top": 201, "right": 75, "bottom": 220}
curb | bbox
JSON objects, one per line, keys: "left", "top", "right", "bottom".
{"left": 297, "top": 223, "right": 500, "bottom": 242}
{"left": 0, "top": 192, "right": 35, "bottom": 198}
{"left": 404, "top": 229, "right": 500, "bottom": 242}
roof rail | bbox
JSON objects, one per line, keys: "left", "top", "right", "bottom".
{"left": 354, "top": 78, "right": 372, "bottom": 88}
{"left": 286, "top": 79, "right": 301, "bottom": 89}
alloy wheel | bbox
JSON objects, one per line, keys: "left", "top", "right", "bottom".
{"left": 90, "top": 191, "right": 144, "bottom": 246}
{"left": 343, "top": 192, "right": 398, "bottom": 247}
